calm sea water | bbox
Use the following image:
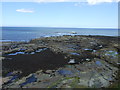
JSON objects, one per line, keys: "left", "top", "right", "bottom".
{"left": 1, "top": 27, "right": 118, "bottom": 41}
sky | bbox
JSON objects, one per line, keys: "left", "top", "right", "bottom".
{"left": 1, "top": 0, "right": 119, "bottom": 28}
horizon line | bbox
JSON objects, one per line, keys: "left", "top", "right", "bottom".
{"left": 1, "top": 26, "right": 118, "bottom": 29}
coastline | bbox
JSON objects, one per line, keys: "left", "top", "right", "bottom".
{"left": 2, "top": 27, "right": 118, "bottom": 42}
{"left": 1, "top": 35, "right": 120, "bottom": 88}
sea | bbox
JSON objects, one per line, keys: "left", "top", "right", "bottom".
{"left": 0, "top": 27, "right": 118, "bottom": 42}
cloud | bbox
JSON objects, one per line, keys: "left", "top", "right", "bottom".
{"left": 74, "top": 0, "right": 119, "bottom": 6}
{"left": 35, "top": 0, "right": 120, "bottom": 3}
{"left": 74, "top": 2, "right": 87, "bottom": 7}
{"left": 87, "top": 0, "right": 119, "bottom": 5}
{"left": 1, "top": 0, "right": 70, "bottom": 2}
{"left": 35, "top": 0, "right": 67, "bottom": 2}
{"left": 74, "top": 2, "right": 80, "bottom": 6}
{"left": 16, "top": 9, "right": 34, "bottom": 13}
{"left": 2, "top": 0, "right": 120, "bottom": 4}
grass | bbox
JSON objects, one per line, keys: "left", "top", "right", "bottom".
{"left": 47, "top": 76, "right": 88, "bottom": 88}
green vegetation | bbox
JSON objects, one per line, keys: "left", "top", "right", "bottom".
{"left": 47, "top": 76, "right": 85, "bottom": 88}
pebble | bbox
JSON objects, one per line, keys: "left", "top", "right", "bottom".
{"left": 86, "top": 58, "right": 90, "bottom": 61}
{"left": 68, "top": 59, "right": 75, "bottom": 64}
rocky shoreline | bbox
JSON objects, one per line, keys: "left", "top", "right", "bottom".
{"left": 1, "top": 35, "right": 120, "bottom": 88}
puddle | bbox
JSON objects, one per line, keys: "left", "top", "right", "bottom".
{"left": 7, "top": 48, "right": 48, "bottom": 56}
{"left": 95, "top": 61, "right": 102, "bottom": 66}
{"left": 19, "top": 74, "right": 37, "bottom": 87}
{"left": 30, "top": 52, "right": 35, "bottom": 54}
{"left": 66, "top": 44, "right": 80, "bottom": 50}
{"left": 105, "top": 50, "right": 118, "bottom": 57}
{"left": 8, "top": 52, "right": 25, "bottom": 56}
{"left": 6, "top": 72, "right": 13, "bottom": 77}
{"left": 58, "top": 69, "right": 73, "bottom": 75}
{"left": 108, "top": 77, "right": 112, "bottom": 81}
{"left": 70, "top": 53, "right": 80, "bottom": 56}
{"left": 84, "top": 49, "right": 93, "bottom": 51}
{"left": 5, "top": 75, "right": 19, "bottom": 84}
{"left": 84, "top": 48, "right": 94, "bottom": 52}
{"left": 35, "top": 48, "right": 47, "bottom": 53}
{"left": 35, "top": 49, "right": 43, "bottom": 52}
{"left": 19, "top": 48, "right": 26, "bottom": 51}
{"left": 84, "top": 49, "right": 96, "bottom": 52}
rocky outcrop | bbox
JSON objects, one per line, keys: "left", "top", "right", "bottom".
{"left": 1, "top": 35, "right": 119, "bottom": 88}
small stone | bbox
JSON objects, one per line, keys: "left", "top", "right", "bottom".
{"left": 89, "top": 78, "right": 95, "bottom": 87}
{"left": 86, "top": 58, "right": 90, "bottom": 61}
{"left": 68, "top": 59, "right": 75, "bottom": 64}
{"left": 36, "top": 70, "right": 43, "bottom": 75}
{"left": 93, "top": 50, "right": 96, "bottom": 52}
{"left": 117, "top": 63, "right": 120, "bottom": 65}
{"left": 45, "top": 70, "right": 52, "bottom": 74}
{"left": 99, "top": 45, "right": 103, "bottom": 48}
